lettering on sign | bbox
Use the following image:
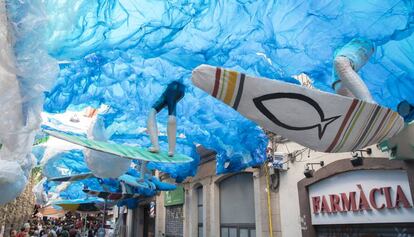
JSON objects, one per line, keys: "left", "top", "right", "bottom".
{"left": 312, "top": 184, "right": 412, "bottom": 214}
{"left": 308, "top": 170, "right": 414, "bottom": 224}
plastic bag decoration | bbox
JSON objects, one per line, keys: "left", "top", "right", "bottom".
{"left": 0, "top": 161, "right": 27, "bottom": 206}
{"left": 41, "top": 149, "right": 115, "bottom": 201}
{"left": 0, "top": 0, "right": 59, "bottom": 205}
{"left": 5, "top": 0, "right": 414, "bottom": 188}
{"left": 37, "top": 0, "right": 413, "bottom": 175}
{"left": 84, "top": 115, "right": 131, "bottom": 178}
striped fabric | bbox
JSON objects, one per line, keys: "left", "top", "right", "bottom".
{"left": 83, "top": 189, "right": 140, "bottom": 201}
{"left": 212, "top": 67, "right": 245, "bottom": 110}
{"left": 326, "top": 99, "right": 404, "bottom": 152}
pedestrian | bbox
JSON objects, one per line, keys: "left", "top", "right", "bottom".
{"left": 16, "top": 227, "right": 28, "bottom": 237}
{"left": 60, "top": 227, "right": 69, "bottom": 237}
{"left": 32, "top": 227, "right": 39, "bottom": 237}
{"left": 68, "top": 226, "right": 77, "bottom": 237}
{"left": 40, "top": 228, "right": 49, "bottom": 237}
{"left": 10, "top": 230, "right": 17, "bottom": 237}
{"left": 49, "top": 227, "right": 57, "bottom": 237}
{"left": 96, "top": 228, "right": 105, "bottom": 237}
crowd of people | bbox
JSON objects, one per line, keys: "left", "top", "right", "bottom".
{"left": 1, "top": 213, "right": 107, "bottom": 237}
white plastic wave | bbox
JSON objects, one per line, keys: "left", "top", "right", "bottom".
{"left": 84, "top": 114, "right": 131, "bottom": 178}
{"left": 0, "top": 0, "right": 59, "bottom": 206}
{"left": 0, "top": 0, "right": 29, "bottom": 206}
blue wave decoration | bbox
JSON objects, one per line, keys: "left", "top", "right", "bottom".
{"left": 8, "top": 0, "right": 414, "bottom": 183}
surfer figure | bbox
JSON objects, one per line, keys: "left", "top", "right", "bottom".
{"left": 147, "top": 81, "right": 186, "bottom": 156}
{"left": 141, "top": 81, "right": 185, "bottom": 180}
{"left": 332, "top": 38, "right": 375, "bottom": 103}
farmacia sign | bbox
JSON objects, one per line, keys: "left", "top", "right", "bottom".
{"left": 312, "top": 184, "right": 412, "bottom": 214}
{"left": 308, "top": 170, "right": 414, "bottom": 224}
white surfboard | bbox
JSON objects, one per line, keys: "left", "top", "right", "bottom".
{"left": 192, "top": 64, "right": 404, "bottom": 153}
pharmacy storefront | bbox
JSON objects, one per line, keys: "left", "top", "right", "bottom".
{"left": 298, "top": 158, "right": 414, "bottom": 237}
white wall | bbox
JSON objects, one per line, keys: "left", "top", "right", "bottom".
{"left": 277, "top": 142, "right": 389, "bottom": 237}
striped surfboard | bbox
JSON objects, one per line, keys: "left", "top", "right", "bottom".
{"left": 192, "top": 64, "right": 404, "bottom": 153}
{"left": 48, "top": 172, "right": 94, "bottom": 182}
{"left": 83, "top": 189, "right": 140, "bottom": 201}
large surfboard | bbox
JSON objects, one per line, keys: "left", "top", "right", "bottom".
{"left": 378, "top": 121, "right": 414, "bottom": 160}
{"left": 53, "top": 198, "right": 104, "bottom": 212}
{"left": 83, "top": 189, "right": 140, "bottom": 201}
{"left": 43, "top": 129, "right": 193, "bottom": 163}
{"left": 192, "top": 64, "right": 404, "bottom": 152}
{"left": 47, "top": 172, "right": 171, "bottom": 190}
{"left": 48, "top": 172, "right": 94, "bottom": 182}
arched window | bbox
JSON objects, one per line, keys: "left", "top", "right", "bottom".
{"left": 220, "top": 173, "right": 255, "bottom": 237}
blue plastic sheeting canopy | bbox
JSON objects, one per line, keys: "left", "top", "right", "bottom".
{"left": 9, "top": 0, "right": 414, "bottom": 182}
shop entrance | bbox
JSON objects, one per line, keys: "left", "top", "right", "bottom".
{"left": 298, "top": 158, "right": 414, "bottom": 237}
{"left": 316, "top": 223, "right": 414, "bottom": 236}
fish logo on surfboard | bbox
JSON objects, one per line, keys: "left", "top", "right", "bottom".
{"left": 253, "top": 93, "right": 341, "bottom": 139}
{"left": 192, "top": 64, "right": 404, "bottom": 152}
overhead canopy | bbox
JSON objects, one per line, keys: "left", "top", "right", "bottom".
{"left": 7, "top": 0, "right": 414, "bottom": 181}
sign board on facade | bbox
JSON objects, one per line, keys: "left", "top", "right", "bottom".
{"left": 164, "top": 186, "right": 184, "bottom": 206}
{"left": 308, "top": 170, "right": 414, "bottom": 225}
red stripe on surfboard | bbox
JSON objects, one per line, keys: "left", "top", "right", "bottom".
{"left": 212, "top": 68, "right": 221, "bottom": 97}
{"left": 325, "top": 99, "right": 359, "bottom": 152}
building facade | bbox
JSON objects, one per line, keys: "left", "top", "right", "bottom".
{"left": 125, "top": 140, "right": 414, "bottom": 237}
{"left": 277, "top": 142, "right": 414, "bottom": 236}
{"left": 154, "top": 146, "right": 281, "bottom": 237}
